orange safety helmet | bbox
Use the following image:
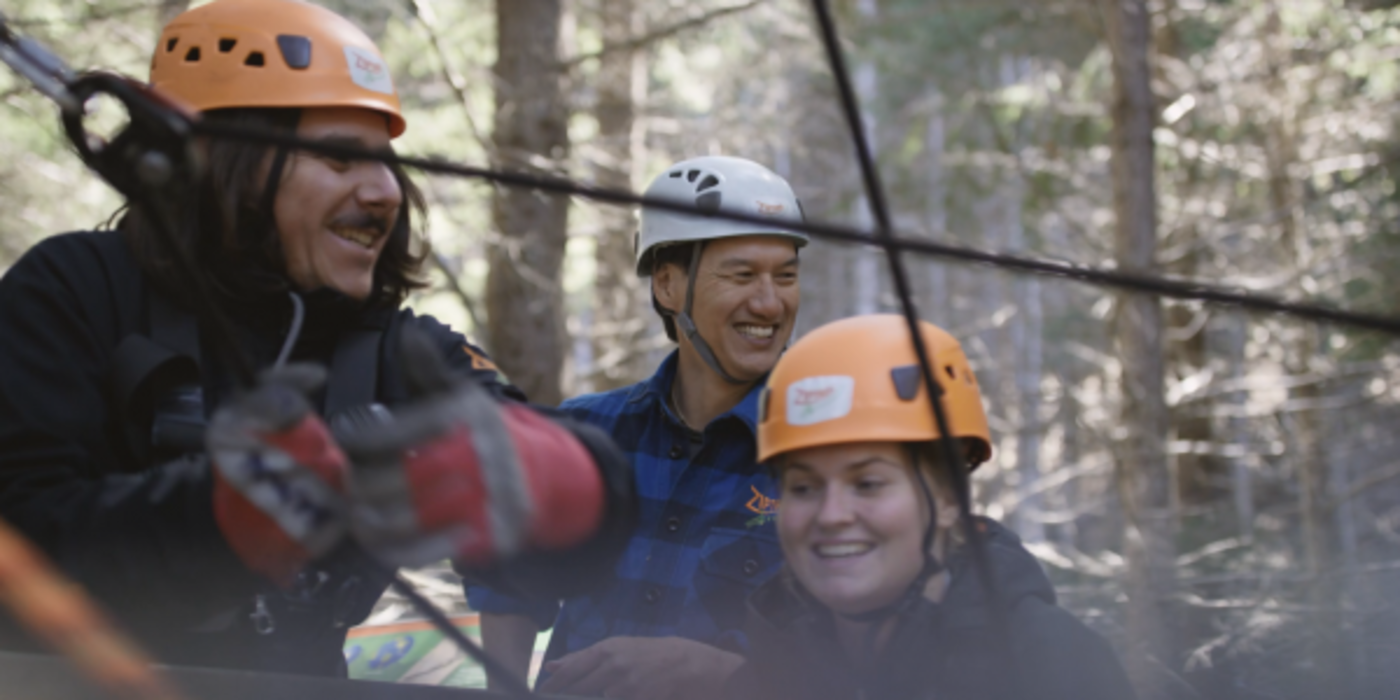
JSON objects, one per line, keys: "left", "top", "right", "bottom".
{"left": 150, "top": 0, "right": 406, "bottom": 137}
{"left": 758, "top": 314, "right": 992, "bottom": 467}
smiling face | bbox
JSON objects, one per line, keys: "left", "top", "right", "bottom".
{"left": 652, "top": 235, "right": 801, "bottom": 383}
{"left": 777, "top": 441, "right": 956, "bottom": 617}
{"left": 271, "top": 107, "right": 402, "bottom": 300}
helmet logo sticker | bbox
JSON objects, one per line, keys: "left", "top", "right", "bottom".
{"left": 344, "top": 46, "right": 394, "bottom": 95}
{"left": 786, "top": 375, "right": 855, "bottom": 426}
{"left": 756, "top": 201, "right": 786, "bottom": 215}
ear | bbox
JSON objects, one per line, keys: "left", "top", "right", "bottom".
{"left": 652, "top": 263, "right": 683, "bottom": 316}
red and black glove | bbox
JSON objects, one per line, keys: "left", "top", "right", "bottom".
{"left": 339, "top": 329, "right": 605, "bottom": 569}
{"left": 205, "top": 365, "right": 348, "bottom": 586}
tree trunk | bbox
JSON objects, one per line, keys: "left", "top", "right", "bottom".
{"left": 486, "top": 0, "right": 571, "bottom": 406}
{"left": 1258, "top": 2, "right": 1344, "bottom": 691}
{"left": 1218, "top": 313, "right": 1253, "bottom": 537}
{"left": 588, "top": 0, "right": 651, "bottom": 391}
{"left": 1099, "top": 0, "right": 1177, "bottom": 694}
{"left": 851, "top": 0, "right": 881, "bottom": 316}
{"left": 1012, "top": 263, "right": 1045, "bottom": 544}
{"left": 920, "top": 93, "right": 949, "bottom": 323}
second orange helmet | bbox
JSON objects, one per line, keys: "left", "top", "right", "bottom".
{"left": 758, "top": 314, "right": 992, "bottom": 467}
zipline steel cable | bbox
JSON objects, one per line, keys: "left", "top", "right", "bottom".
{"left": 179, "top": 125, "right": 1400, "bottom": 336}
{"left": 7, "top": 16, "right": 1400, "bottom": 339}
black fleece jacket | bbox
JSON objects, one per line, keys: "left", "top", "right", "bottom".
{"left": 0, "top": 230, "right": 634, "bottom": 676}
{"left": 727, "top": 519, "right": 1137, "bottom": 700}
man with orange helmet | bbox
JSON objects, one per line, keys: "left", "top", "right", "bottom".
{"left": 0, "top": 0, "right": 632, "bottom": 677}
{"left": 726, "top": 314, "right": 1135, "bottom": 700}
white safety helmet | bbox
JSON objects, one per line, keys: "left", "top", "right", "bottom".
{"left": 635, "top": 156, "right": 808, "bottom": 276}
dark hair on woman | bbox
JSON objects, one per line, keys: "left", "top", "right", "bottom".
{"left": 119, "top": 107, "right": 429, "bottom": 307}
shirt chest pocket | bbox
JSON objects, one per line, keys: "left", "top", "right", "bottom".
{"left": 692, "top": 527, "right": 784, "bottom": 637}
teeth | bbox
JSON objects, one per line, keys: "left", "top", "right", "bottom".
{"left": 816, "top": 543, "right": 873, "bottom": 558}
{"left": 737, "top": 324, "right": 775, "bottom": 339}
{"left": 330, "top": 226, "right": 378, "bottom": 248}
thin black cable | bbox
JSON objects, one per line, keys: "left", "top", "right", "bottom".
{"left": 808, "top": 1, "right": 1015, "bottom": 696}
{"left": 188, "top": 119, "right": 1400, "bottom": 337}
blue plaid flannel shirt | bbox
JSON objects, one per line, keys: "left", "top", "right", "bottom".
{"left": 465, "top": 351, "right": 784, "bottom": 667}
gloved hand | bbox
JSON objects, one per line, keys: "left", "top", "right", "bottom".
{"left": 206, "top": 365, "right": 349, "bottom": 586}
{"left": 338, "top": 328, "right": 605, "bottom": 569}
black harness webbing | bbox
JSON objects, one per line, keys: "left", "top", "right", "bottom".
{"left": 149, "top": 289, "right": 202, "bottom": 373}
{"left": 324, "top": 328, "right": 381, "bottom": 420}
{"left": 109, "top": 292, "right": 201, "bottom": 411}
{"left": 109, "top": 335, "right": 190, "bottom": 417}
{"left": 111, "top": 287, "right": 383, "bottom": 459}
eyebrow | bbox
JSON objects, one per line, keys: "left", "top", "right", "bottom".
{"left": 715, "top": 255, "right": 801, "bottom": 271}
{"left": 784, "top": 456, "right": 901, "bottom": 475}
{"left": 306, "top": 134, "right": 390, "bottom": 157}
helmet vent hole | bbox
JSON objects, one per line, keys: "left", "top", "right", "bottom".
{"left": 218, "top": 38, "right": 237, "bottom": 53}
{"left": 276, "top": 35, "right": 312, "bottom": 70}
{"left": 244, "top": 52, "right": 266, "bottom": 67}
{"left": 165, "top": 38, "right": 178, "bottom": 53}
{"left": 891, "top": 365, "right": 921, "bottom": 402}
{"left": 696, "top": 175, "right": 720, "bottom": 192}
{"left": 668, "top": 171, "right": 683, "bottom": 178}
{"left": 183, "top": 46, "right": 201, "bottom": 62}
{"left": 686, "top": 169, "right": 700, "bottom": 182}
{"left": 696, "top": 191, "right": 723, "bottom": 213}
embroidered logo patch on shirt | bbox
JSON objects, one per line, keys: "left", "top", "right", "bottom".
{"left": 746, "top": 485, "right": 779, "bottom": 528}
{"left": 786, "top": 375, "right": 854, "bottom": 426}
{"left": 461, "top": 344, "right": 499, "bottom": 372}
{"left": 344, "top": 46, "right": 394, "bottom": 95}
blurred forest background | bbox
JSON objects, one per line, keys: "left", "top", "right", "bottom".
{"left": 5, "top": 0, "right": 1400, "bottom": 698}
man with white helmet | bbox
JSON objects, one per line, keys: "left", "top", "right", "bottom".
{"left": 468, "top": 156, "right": 807, "bottom": 699}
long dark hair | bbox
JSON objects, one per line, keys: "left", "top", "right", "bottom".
{"left": 120, "top": 108, "right": 429, "bottom": 307}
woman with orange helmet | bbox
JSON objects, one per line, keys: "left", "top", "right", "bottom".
{"left": 726, "top": 314, "right": 1135, "bottom": 700}
{"left": 0, "top": 0, "right": 633, "bottom": 678}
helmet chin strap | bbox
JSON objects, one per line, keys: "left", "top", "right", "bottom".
{"left": 674, "top": 240, "right": 749, "bottom": 386}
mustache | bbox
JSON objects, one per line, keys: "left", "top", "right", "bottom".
{"left": 329, "top": 211, "right": 392, "bottom": 237}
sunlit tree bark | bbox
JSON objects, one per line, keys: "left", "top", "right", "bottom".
{"left": 589, "top": 0, "right": 652, "bottom": 391}
{"left": 1099, "top": 0, "right": 1177, "bottom": 693}
{"left": 486, "top": 0, "right": 572, "bottom": 406}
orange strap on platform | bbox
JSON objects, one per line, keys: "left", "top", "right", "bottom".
{"left": 0, "top": 517, "right": 184, "bottom": 700}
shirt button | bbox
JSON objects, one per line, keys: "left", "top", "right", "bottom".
{"left": 665, "top": 517, "right": 681, "bottom": 533}
{"left": 742, "top": 559, "right": 760, "bottom": 576}
{"left": 668, "top": 444, "right": 684, "bottom": 459}
{"left": 644, "top": 587, "right": 661, "bottom": 604}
